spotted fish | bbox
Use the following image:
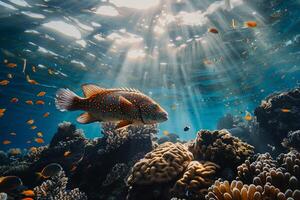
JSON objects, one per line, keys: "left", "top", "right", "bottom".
{"left": 55, "top": 84, "right": 168, "bottom": 129}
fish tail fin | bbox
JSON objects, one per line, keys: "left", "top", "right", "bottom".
{"left": 55, "top": 88, "right": 81, "bottom": 111}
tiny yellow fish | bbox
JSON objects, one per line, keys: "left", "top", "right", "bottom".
{"left": 25, "top": 100, "right": 34, "bottom": 105}
{"left": 64, "top": 151, "right": 71, "bottom": 157}
{"left": 37, "top": 91, "right": 46, "bottom": 97}
{"left": 36, "top": 163, "right": 62, "bottom": 178}
{"left": 34, "top": 138, "right": 44, "bottom": 144}
{"left": 32, "top": 66, "right": 36, "bottom": 72}
{"left": 6, "top": 63, "right": 17, "bottom": 68}
{"left": 26, "top": 75, "right": 38, "bottom": 85}
{"left": 37, "top": 132, "right": 43, "bottom": 137}
{"left": 35, "top": 100, "right": 45, "bottom": 105}
{"left": 31, "top": 126, "right": 37, "bottom": 130}
{"left": 244, "top": 111, "right": 252, "bottom": 121}
{"left": 27, "top": 119, "right": 34, "bottom": 125}
{"left": 281, "top": 108, "right": 291, "bottom": 113}
{"left": 48, "top": 68, "right": 54, "bottom": 75}
{"left": 43, "top": 112, "right": 50, "bottom": 117}
{"left": 163, "top": 130, "right": 169, "bottom": 136}
{"left": 21, "top": 190, "right": 35, "bottom": 197}
{"left": 0, "top": 80, "right": 9, "bottom": 86}
{"left": 2, "top": 140, "right": 11, "bottom": 145}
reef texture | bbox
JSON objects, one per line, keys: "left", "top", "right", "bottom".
{"left": 189, "top": 129, "right": 254, "bottom": 169}
{"left": 34, "top": 170, "right": 87, "bottom": 200}
{"left": 171, "top": 161, "right": 219, "bottom": 199}
{"left": 127, "top": 142, "right": 194, "bottom": 185}
{"left": 254, "top": 87, "right": 300, "bottom": 148}
{"left": 282, "top": 130, "right": 300, "bottom": 151}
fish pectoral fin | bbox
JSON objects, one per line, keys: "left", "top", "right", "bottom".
{"left": 116, "top": 120, "right": 132, "bottom": 130}
{"left": 81, "top": 84, "right": 106, "bottom": 97}
{"left": 77, "top": 112, "right": 98, "bottom": 124}
{"left": 119, "top": 96, "right": 135, "bottom": 112}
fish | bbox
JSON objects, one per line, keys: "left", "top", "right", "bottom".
{"left": 10, "top": 97, "right": 19, "bottom": 103}
{"left": 245, "top": 21, "right": 257, "bottom": 28}
{"left": 7, "top": 73, "right": 13, "bottom": 79}
{"left": 244, "top": 111, "right": 252, "bottom": 121}
{"left": 25, "top": 100, "right": 34, "bottom": 105}
{"left": 203, "top": 59, "right": 213, "bottom": 65}
{"left": 37, "top": 132, "right": 43, "bottom": 137}
{"left": 21, "top": 190, "right": 34, "bottom": 197}
{"left": 0, "top": 80, "right": 9, "bottom": 86}
{"left": 26, "top": 119, "right": 34, "bottom": 125}
{"left": 22, "top": 198, "right": 34, "bottom": 200}
{"left": 37, "top": 91, "right": 46, "bottom": 97}
{"left": 163, "top": 130, "right": 169, "bottom": 136}
{"left": 55, "top": 84, "right": 168, "bottom": 129}
{"left": 6, "top": 63, "right": 17, "bottom": 68}
{"left": 32, "top": 66, "right": 36, "bottom": 72}
{"left": 35, "top": 100, "right": 45, "bottom": 105}
{"left": 231, "top": 19, "right": 236, "bottom": 29}
{"left": 26, "top": 140, "right": 31, "bottom": 144}
{"left": 34, "top": 138, "right": 44, "bottom": 144}
{"left": 36, "top": 163, "right": 62, "bottom": 179}
{"left": 184, "top": 126, "right": 190, "bottom": 132}
{"left": 48, "top": 68, "right": 54, "bottom": 75}
{"left": 0, "top": 109, "right": 6, "bottom": 113}
{"left": 43, "top": 112, "right": 50, "bottom": 117}
{"left": 64, "top": 151, "right": 71, "bottom": 157}
{"left": 10, "top": 132, "right": 16, "bottom": 136}
{"left": 2, "top": 140, "right": 11, "bottom": 145}
{"left": 208, "top": 28, "right": 219, "bottom": 34}
{"left": 26, "top": 75, "right": 38, "bottom": 85}
{"left": 29, "top": 147, "right": 37, "bottom": 152}
{"left": 0, "top": 176, "right": 22, "bottom": 192}
{"left": 8, "top": 148, "right": 21, "bottom": 155}
{"left": 281, "top": 108, "right": 291, "bottom": 113}
{"left": 31, "top": 126, "right": 37, "bottom": 130}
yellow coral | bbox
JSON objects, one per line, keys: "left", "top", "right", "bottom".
{"left": 127, "top": 142, "right": 193, "bottom": 185}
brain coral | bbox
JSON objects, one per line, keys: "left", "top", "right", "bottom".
{"left": 172, "top": 161, "right": 219, "bottom": 199}
{"left": 127, "top": 142, "right": 194, "bottom": 185}
{"left": 189, "top": 129, "right": 254, "bottom": 169}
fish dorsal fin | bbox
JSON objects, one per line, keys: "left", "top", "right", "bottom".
{"left": 117, "top": 87, "right": 141, "bottom": 93}
{"left": 77, "top": 112, "right": 99, "bottom": 124}
{"left": 81, "top": 84, "right": 105, "bottom": 97}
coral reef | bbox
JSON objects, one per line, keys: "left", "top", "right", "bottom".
{"left": 254, "top": 87, "right": 300, "bottom": 148}
{"left": 189, "top": 129, "right": 254, "bottom": 169}
{"left": 282, "top": 130, "right": 300, "bottom": 151}
{"left": 102, "top": 163, "right": 128, "bottom": 186}
{"left": 34, "top": 170, "right": 87, "bottom": 200}
{"left": 172, "top": 161, "right": 219, "bottom": 199}
{"left": 127, "top": 142, "right": 193, "bottom": 185}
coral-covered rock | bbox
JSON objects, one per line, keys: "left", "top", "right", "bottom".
{"left": 282, "top": 130, "right": 300, "bottom": 151}
{"left": 189, "top": 129, "right": 254, "bottom": 169}
{"left": 254, "top": 87, "right": 300, "bottom": 147}
{"left": 171, "top": 161, "right": 219, "bottom": 199}
{"left": 127, "top": 142, "right": 193, "bottom": 185}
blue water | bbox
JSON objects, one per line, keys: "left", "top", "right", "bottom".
{"left": 0, "top": 0, "right": 299, "bottom": 150}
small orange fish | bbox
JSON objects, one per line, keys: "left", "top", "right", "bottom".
{"left": 21, "top": 190, "right": 35, "bottom": 197}
{"left": 37, "top": 91, "right": 46, "bottom": 97}
{"left": 27, "top": 119, "right": 34, "bottom": 125}
{"left": 0, "top": 108, "right": 6, "bottom": 113}
{"left": 0, "top": 80, "right": 9, "bottom": 86}
{"left": 64, "top": 151, "right": 71, "bottom": 157}
{"left": 31, "top": 126, "right": 37, "bottom": 130}
{"left": 70, "top": 165, "right": 77, "bottom": 172}
{"left": 208, "top": 28, "right": 219, "bottom": 34}
{"left": 244, "top": 111, "right": 252, "bottom": 121}
{"left": 10, "top": 132, "right": 16, "bottom": 136}
{"left": 43, "top": 112, "right": 50, "bottom": 117}
{"left": 7, "top": 73, "right": 13, "bottom": 79}
{"left": 245, "top": 21, "right": 257, "bottom": 28}
{"left": 35, "top": 138, "right": 44, "bottom": 144}
{"left": 6, "top": 63, "right": 17, "bottom": 68}
{"left": 281, "top": 108, "right": 291, "bottom": 113}
{"left": 37, "top": 132, "right": 43, "bottom": 137}
{"left": 32, "top": 66, "right": 36, "bottom": 72}
{"left": 11, "top": 97, "right": 19, "bottom": 103}
{"left": 163, "top": 130, "right": 169, "bottom": 136}
{"left": 26, "top": 75, "right": 38, "bottom": 85}
{"left": 29, "top": 147, "right": 37, "bottom": 152}
{"left": 22, "top": 198, "right": 34, "bottom": 200}
{"left": 25, "top": 100, "right": 34, "bottom": 105}
{"left": 35, "top": 100, "right": 45, "bottom": 105}
{"left": 3, "top": 140, "right": 11, "bottom": 145}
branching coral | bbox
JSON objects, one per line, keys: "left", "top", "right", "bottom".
{"left": 102, "top": 163, "right": 128, "bottom": 186}
{"left": 34, "top": 170, "right": 87, "bottom": 200}
{"left": 189, "top": 129, "right": 254, "bottom": 169}
{"left": 127, "top": 142, "right": 194, "bottom": 185}
{"left": 101, "top": 122, "right": 158, "bottom": 151}
{"left": 172, "top": 161, "right": 219, "bottom": 199}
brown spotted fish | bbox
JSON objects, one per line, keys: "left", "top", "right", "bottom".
{"left": 55, "top": 84, "right": 168, "bottom": 129}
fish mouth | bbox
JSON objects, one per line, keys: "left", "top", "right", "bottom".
{"left": 161, "top": 112, "right": 168, "bottom": 121}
